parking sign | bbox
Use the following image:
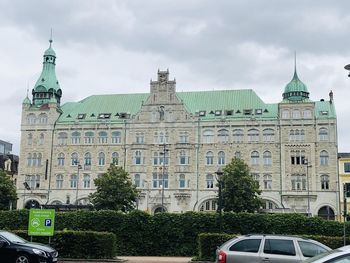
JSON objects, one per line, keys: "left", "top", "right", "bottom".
{"left": 28, "top": 209, "right": 55, "bottom": 236}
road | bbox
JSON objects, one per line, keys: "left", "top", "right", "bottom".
{"left": 118, "top": 256, "right": 192, "bottom": 263}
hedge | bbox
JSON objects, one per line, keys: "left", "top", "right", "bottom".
{"left": 13, "top": 230, "right": 116, "bottom": 259}
{"left": 197, "top": 233, "right": 350, "bottom": 261}
{"left": 0, "top": 210, "right": 349, "bottom": 256}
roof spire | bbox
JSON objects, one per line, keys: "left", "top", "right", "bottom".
{"left": 49, "top": 28, "right": 53, "bottom": 47}
{"left": 293, "top": 51, "right": 298, "bottom": 79}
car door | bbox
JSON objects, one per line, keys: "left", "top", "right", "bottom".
{"left": 226, "top": 238, "right": 262, "bottom": 263}
{"left": 297, "top": 240, "right": 329, "bottom": 260}
{"left": 260, "top": 238, "right": 302, "bottom": 263}
{"left": 0, "top": 238, "right": 11, "bottom": 262}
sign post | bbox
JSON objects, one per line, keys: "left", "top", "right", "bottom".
{"left": 28, "top": 209, "right": 55, "bottom": 237}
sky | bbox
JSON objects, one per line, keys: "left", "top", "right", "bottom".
{"left": 0, "top": 0, "right": 349, "bottom": 155}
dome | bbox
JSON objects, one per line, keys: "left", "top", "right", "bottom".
{"left": 283, "top": 71, "right": 309, "bottom": 101}
{"left": 44, "top": 46, "right": 56, "bottom": 57}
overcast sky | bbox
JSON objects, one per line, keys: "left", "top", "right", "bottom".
{"left": 0, "top": 0, "right": 349, "bottom": 154}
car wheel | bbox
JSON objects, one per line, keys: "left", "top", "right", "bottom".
{"left": 16, "top": 254, "right": 31, "bottom": 263}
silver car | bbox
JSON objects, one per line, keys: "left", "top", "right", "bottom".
{"left": 216, "top": 234, "right": 331, "bottom": 263}
{"left": 303, "top": 245, "right": 350, "bottom": 262}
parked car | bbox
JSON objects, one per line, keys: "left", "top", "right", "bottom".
{"left": 303, "top": 245, "right": 350, "bottom": 262}
{"left": 0, "top": 230, "right": 58, "bottom": 263}
{"left": 216, "top": 234, "right": 331, "bottom": 263}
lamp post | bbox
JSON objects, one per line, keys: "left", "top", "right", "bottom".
{"left": 215, "top": 167, "right": 224, "bottom": 232}
{"left": 160, "top": 143, "right": 168, "bottom": 213}
{"left": 304, "top": 158, "right": 312, "bottom": 216}
{"left": 75, "top": 162, "right": 82, "bottom": 209}
{"left": 23, "top": 181, "right": 31, "bottom": 208}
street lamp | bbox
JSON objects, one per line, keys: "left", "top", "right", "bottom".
{"left": 23, "top": 181, "right": 31, "bottom": 208}
{"left": 75, "top": 162, "right": 82, "bottom": 209}
{"left": 304, "top": 158, "right": 312, "bottom": 216}
{"left": 345, "top": 64, "right": 350, "bottom": 77}
{"left": 159, "top": 144, "right": 169, "bottom": 213}
{"left": 215, "top": 167, "right": 224, "bottom": 232}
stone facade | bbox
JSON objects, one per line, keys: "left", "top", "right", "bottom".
{"left": 17, "top": 42, "right": 339, "bottom": 217}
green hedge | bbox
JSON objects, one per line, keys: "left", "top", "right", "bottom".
{"left": 197, "top": 233, "right": 350, "bottom": 261}
{"left": 14, "top": 230, "right": 116, "bottom": 259}
{"left": 1, "top": 210, "right": 349, "bottom": 256}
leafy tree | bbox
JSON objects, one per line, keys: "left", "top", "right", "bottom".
{"left": 0, "top": 169, "right": 17, "bottom": 210}
{"left": 220, "top": 157, "right": 262, "bottom": 213}
{"left": 89, "top": 165, "right": 138, "bottom": 211}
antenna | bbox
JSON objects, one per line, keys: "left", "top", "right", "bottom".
{"left": 49, "top": 28, "right": 53, "bottom": 46}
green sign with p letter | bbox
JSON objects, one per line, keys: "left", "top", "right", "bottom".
{"left": 28, "top": 209, "right": 55, "bottom": 236}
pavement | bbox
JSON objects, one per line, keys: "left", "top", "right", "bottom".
{"left": 59, "top": 257, "right": 193, "bottom": 263}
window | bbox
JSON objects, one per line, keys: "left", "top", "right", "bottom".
{"left": 135, "top": 150, "right": 143, "bottom": 165}
{"left": 152, "top": 173, "right": 168, "bottom": 188}
{"left": 58, "top": 132, "right": 68, "bottom": 145}
{"left": 57, "top": 153, "right": 65, "bottom": 166}
{"left": 321, "top": 175, "right": 329, "bottom": 190}
{"left": 38, "top": 113, "right": 48, "bottom": 124}
{"left": 37, "top": 153, "right": 42, "bottom": 166}
{"left": 98, "top": 152, "right": 105, "bottom": 166}
{"left": 290, "top": 150, "right": 305, "bottom": 165}
{"left": 71, "top": 131, "right": 81, "bottom": 144}
{"left": 263, "top": 129, "right": 275, "bottom": 142}
{"left": 27, "top": 153, "right": 32, "bottom": 167}
{"left": 345, "top": 163, "right": 350, "bottom": 173}
{"left": 27, "top": 113, "right": 36, "bottom": 124}
{"left": 136, "top": 132, "right": 145, "bottom": 144}
{"left": 98, "top": 131, "right": 108, "bottom": 144}
{"left": 233, "top": 129, "right": 244, "bottom": 143}
{"left": 199, "top": 199, "right": 217, "bottom": 212}
{"left": 203, "top": 130, "right": 214, "bottom": 143}
{"left": 206, "top": 151, "right": 214, "bottom": 165}
{"left": 282, "top": 110, "right": 290, "bottom": 119}
{"left": 153, "top": 151, "right": 169, "bottom": 166}
{"left": 218, "top": 129, "right": 229, "bottom": 143}
{"left": 264, "top": 239, "right": 296, "bottom": 256}
{"left": 251, "top": 151, "right": 259, "bottom": 165}
{"left": 70, "top": 174, "right": 77, "bottom": 188}
{"left": 206, "top": 174, "right": 214, "bottom": 188}
{"left": 303, "top": 109, "right": 312, "bottom": 119}
{"left": 179, "top": 150, "right": 189, "bottom": 165}
{"left": 320, "top": 150, "right": 329, "bottom": 166}
{"left": 84, "top": 131, "right": 94, "bottom": 144}
{"left": 25, "top": 175, "right": 40, "bottom": 189}
{"left": 179, "top": 131, "right": 189, "bottom": 143}
{"left": 84, "top": 152, "right": 92, "bottom": 166}
{"left": 235, "top": 151, "right": 241, "bottom": 158}
{"left": 112, "top": 152, "right": 119, "bottom": 165}
{"left": 218, "top": 151, "right": 225, "bottom": 165}
{"left": 291, "top": 174, "right": 306, "bottom": 190}
{"left": 263, "top": 151, "right": 272, "bottom": 166}
{"left": 83, "top": 174, "right": 91, "bottom": 188}
{"left": 154, "top": 131, "right": 169, "bottom": 144}
{"left": 112, "top": 131, "right": 122, "bottom": 144}
{"left": 56, "top": 174, "right": 63, "bottom": 189}
{"left": 251, "top": 173, "right": 260, "bottom": 188}
{"left": 248, "top": 129, "right": 259, "bottom": 143}
{"left": 297, "top": 241, "right": 328, "bottom": 258}
{"left": 292, "top": 110, "right": 301, "bottom": 119}
{"left": 134, "top": 174, "right": 141, "bottom": 187}
{"left": 27, "top": 133, "right": 33, "bottom": 145}
{"left": 263, "top": 174, "right": 272, "bottom": 189}
{"left": 229, "top": 239, "right": 261, "bottom": 253}
{"left": 179, "top": 174, "right": 186, "bottom": 188}
{"left": 319, "top": 128, "right": 328, "bottom": 141}
{"left": 71, "top": 152, "right": 79, "bottom": 166}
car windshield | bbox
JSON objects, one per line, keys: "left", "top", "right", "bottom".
{"left": 0, "top": 231, "right": 27, "bottom": 243}
{"left": 302, "top": 250, "right": 341, "bottom": 262}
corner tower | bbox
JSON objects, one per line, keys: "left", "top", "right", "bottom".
{"left": 282, "top": 63, "right": 309, "bottom": 102}
{"left": 32, "top": 38, "right": 62, "bottom": 106}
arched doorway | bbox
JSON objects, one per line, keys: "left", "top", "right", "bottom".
{"left": 199, "top": 199, "right": 217, "bottom": 212}
{"left": 154, "top": 206, "right": 167, "bottom": 214}
{"left": 318, "top": 206, "right": 335, "bottom": 220}
{"left": 24, "top": 199, "right": 40, "bottom": 209}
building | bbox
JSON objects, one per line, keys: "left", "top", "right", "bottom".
{"left": 18, "top": 40, "right": 339, "bottom": 217}
{"left": 0, "top": 140, "right": 19, "bottom": 182}
{"left": 338, "top": 153, "right": 350, "bottom": 220}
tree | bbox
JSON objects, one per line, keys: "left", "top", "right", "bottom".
{"left": 220, "top": 157, "right": 262, "bottom": 213}
{"left": 89, "top": 165, "right": 138, "bottom": 211}
{"left": 0, "top": 170, "right": 17, "bottom": 210}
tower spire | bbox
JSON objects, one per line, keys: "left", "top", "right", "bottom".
{"left": 293, "top": 51, "right": 298, "bottom": 79}
{"left": 49, "top": 28, "right": 53, "bottom": 47}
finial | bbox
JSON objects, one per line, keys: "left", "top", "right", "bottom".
{"left": 49, "top": 28, "right": 53, "bottom": 47}
{"left": 293, "top": 51, "right": 298, "bottom": 79}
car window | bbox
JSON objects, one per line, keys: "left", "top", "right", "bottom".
{"left": 264, "top": 239, "right": 296, "bottom": 256}
{"left": 229, "top": 239, "right": 261, "bottom": 253}
{"left": 330, "top": 255, "right": 350, "bottom": 263}
{"left": 0, "top": 232, "right": 26, "bottom": 243}
{"left": 298, "top": 241, "right": 328, "bottom": 257}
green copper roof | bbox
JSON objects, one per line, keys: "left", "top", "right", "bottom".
{"left": 283, "top": 70, "right": 309, "bottom": 101}
{"left": 22, "top": 96, "right": 31, "bottom": 105}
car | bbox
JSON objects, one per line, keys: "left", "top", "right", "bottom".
{"left": 303, "top": 245, "right": 350, "bottom": 262}
{"left": 216, "top": 234, "right": 331, "bottom": 263}
{"left": 0, "top": 230, "right": 58, "bottom": 263}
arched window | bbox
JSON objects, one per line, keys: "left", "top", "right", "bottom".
{"left": 319, "top": 128, "right": 329, "bottom": 141}
{"left": 98, "top": 131, "right": 108, "bottom": 144}
{"left": 303, "top": 109, "right": 312, "bottom": 118}
{"left": 248, "top": 129, "right": 259, "bottom": 143}
{"left": 291, "top": 174, "right": 306, "bottom": 190}
{"left": 206, "top": 174, "right": 214, "bottom": 188}
{"left": 199, "top": 199, "right": 217, "bottom": 212}
{"left": 57, "top": 153, "right": 65, "bottom": 166}
{"left": 179, "top": 150, "right": 189, "bottom": 165}
{"left": 112, "top": 152, "right": 119, "bottom": 165}
{"left": 71, "top": 131, "right": 81, "bottom": 144}
{"left": 318, "top": 206, "right": 335, "bottom": 220}
{"left": 27, "top": 113, "right": 36, "bottom": 124}
{"left": 233, "top": 129, "right": 244, "bottom": 143}
{"left": 218, "top": 151, "right": 225, "bottom": 165}
{"left": 39, "top": 133, "right": 44, "bottom": 145}
{"left": 203, "top": 130, "right": 214, "bottom": 143}
{"left": 70, "top": 174, "right": 77, "bottom": 188}
{"left": 251, "top": 173, "right": 260, "bottom": 188}
{"left": 263, "top": 151, "right": 272, "bottom": 166}
{"left": 300, "top": 130, "right": 305, "bottom": 141}
{"left": 37, "top": 153, "right": 42, "bottom": 166}
{"left": 136, "top": 132, "right": 145, "bottom": 144}
{"left": 320, "top": 150, "right": 329, "bottom": 166}
{"left": 263, "top": 129, "right": 275, "bottom": 142}
{"left": 218, "top": 129, "right": 229, "bottom": 143}
{"left": 206, "top": 151, "right": 214, "bottom": 165}
{"left": 292, "top": 109, "right": 300, "bottom": 119}
{"left": 261, "top": 199, "right": 279, "bottom": 209}
{"left": 282, "top": 110, "right": 289, "bottom": 119}
{"left": 112, "top": 131, "right": 122, "bottom": 144}
{"left": 263, "top": 174, "right": 272, "bottom": 189}
{"left": 179, "top": 174, "right": 186, "bottom": 188}
{"left": 321, "top": 175, "right": 329, "bottom": 190}
{"left": 58, "top": 132, "right": 68, "bottom": 145}
{"left": 289, "top": 130, "right": 295, "bottom": 141}
{"left": 27, "top": 133, "right": 33, "bottom": 145}
{"left": 179, "top": 131, "right": 189, "bottom": 143}
{"left": 38, "top": 113, "right": 48, "bottom": 124}
{"left": 134, "top": 174, "right": 141, "bottom": 187}
{"left": 83, "top": 174, "right": 91, "bottom": 188}
{"left": 251, "top": 151, "right": 259, "bottom": 165}
{"left": 71, "top": 152, "right": 79, "bottom": 166}
{"left": 98, "top": 152, "right": 105, "bottom": 166}
{"left": 32, "top": 153, "right": 37, "bottom": 167}
{"left": 56, "top": 174, "right": 63, "bottom": 189}
{"left": 84, "top": 131, "right": 94, "bottom": 144}
{"left": 84, "top": 152, "right": 92, "bottom": 166}
{"left": 135, "top": 151, "right": 142, "bottom": 165}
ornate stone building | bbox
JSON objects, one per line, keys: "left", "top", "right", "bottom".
{"left": 18, "top": 40, "right": 339, "bottom": 218}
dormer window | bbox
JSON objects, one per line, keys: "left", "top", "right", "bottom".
{"left": 225, "top": 110, "right": 233, "bottom": 116}
{"left": 243, "top": 109, "right": 252, "bottom": 115}
{"left": 98, "top": 113, "right": 111, "bottom": 119}
{"left": 77, "top": 114, "right": 86, "bottom": 120}
{"left": 255, "top": 109, "right": 262, "bottom": 115}
{"left": 215, "top": 110, "right": 222, "bottom": 116}
{"left": 321, "top": 111, "right": 329, "bottom": 116}
{"left": 199, "top": 111, "right": 206, "bottom": 116}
